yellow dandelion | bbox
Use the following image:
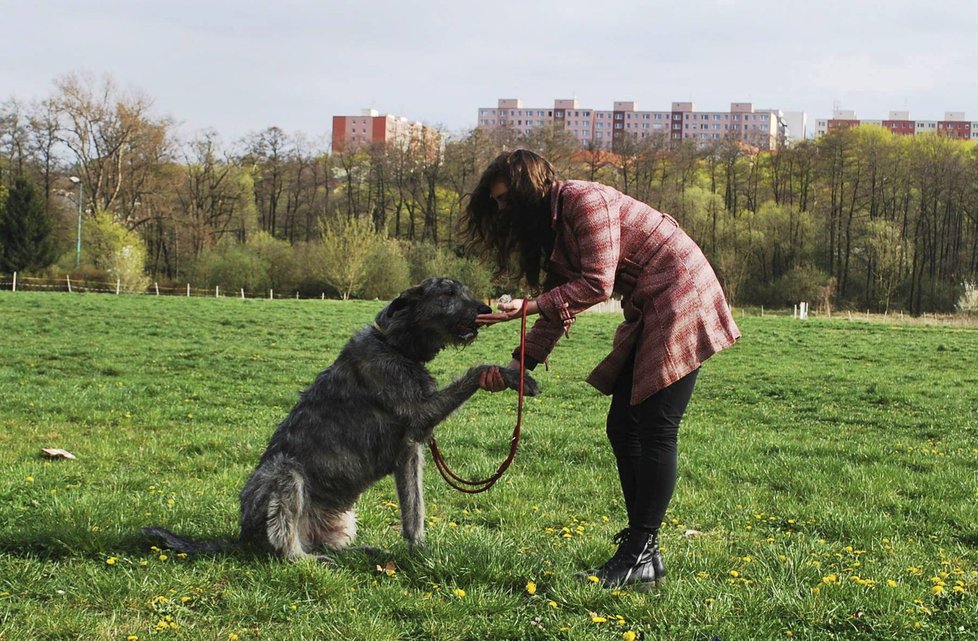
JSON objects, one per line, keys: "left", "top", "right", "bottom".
{"left": 158, "top": 554, "right": 168, "bottom": 561}
{"left": 525, "top": 581, "right": 537, "bottom": 595}
{"left": 591, "top": 616, "right": 608, "bottom": 623}
{"left": 180, "top": 596, "right": 191, "bottom": 604}
{"left": 623, "top": 632, "right": 637, "bottom": 641}
{"left": 453, "top": 588, "right": 466, "bottom": 598}
{"left": 106, "top": 557, "right": 117, "bottom": 566}
{"left": 229, "top": 634, "right": 240, "bottom": 641}
{"left": 887, "top": 579, "right": 898, "bottom": 588}
{"left": 822, "top": 574, "right": 838, "bottom": 584}
{"left": 127, "top": 636, "right": 139, "bottom": 641}
{"left": 931, "top": 585, "right": 944, "bottom": 595}
{"left": 587, "top": 575, "right": 600, "bottom": 584}
{"left": 25, "top": 476, "right": 34, "bottom": 483}
{"left": 729, "top": 570, "right": 740, "bottom": 578}
{"left": 548, "top": 600, "right": 558, "bottom": 609}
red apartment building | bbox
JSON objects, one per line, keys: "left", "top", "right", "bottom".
{"left": 332, "top": 109, "right": 440, "bottom": 152}
{"left": 816, "top": 110, "right": 977, "bottom": 140}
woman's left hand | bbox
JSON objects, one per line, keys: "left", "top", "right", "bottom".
{"left": 476, "top": 298, "right": 535, "bottom": 326}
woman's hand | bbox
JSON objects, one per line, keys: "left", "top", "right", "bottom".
{"left": 475, "top": 298, "right": 536, "bottom": 326}
{"left": 479, "top": 366, "right": 506, "bottom": 392}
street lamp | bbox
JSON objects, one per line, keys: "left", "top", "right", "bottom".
{"left": 68, "top": 176, "right": 82, "bottom": 268}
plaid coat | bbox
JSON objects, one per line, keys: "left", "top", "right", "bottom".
{"left": 516, "top": 180, "right": 740, "bottom": 405}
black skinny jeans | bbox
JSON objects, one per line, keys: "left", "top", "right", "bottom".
{"left": 605, "top": 353, "right": 698, "bottom": 534}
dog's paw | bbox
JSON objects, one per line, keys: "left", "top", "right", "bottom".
{"left": 521, "top": 372, "right": 541, "bottom": 396}
{"left": 500, "top": 368, "right": 541, "bottom": 396}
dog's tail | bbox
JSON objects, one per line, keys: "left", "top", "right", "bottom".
{"left": 142, "top": 526, "right": 232, "bottom": 555}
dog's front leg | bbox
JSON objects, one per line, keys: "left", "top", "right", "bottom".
{"left": 402, "top": 366, "right": 539, "bottom": 439}
{"left": 398, "top": 365, "right": 490, "bottom": 438}
{"left": 393, "top": 441, "right": 425, "bottom": 550}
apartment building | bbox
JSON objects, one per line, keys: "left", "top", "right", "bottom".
{"left": 814, "top": 109, "right": 978, "bottom": 140}
{"left": 477, "top": 99, "right": 786, "bottom": 150}
{"left": 331, "top": 109, "right": 440, "bottom": 152}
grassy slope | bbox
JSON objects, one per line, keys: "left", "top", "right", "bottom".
{"left": 0, "top": 292, "right": 976, "bottom": 640}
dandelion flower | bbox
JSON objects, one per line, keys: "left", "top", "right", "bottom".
{"left": 931, "top": 585, "right": 944, "bottom": 595}
{"left": 127, "top": 636, "right": 138, "bottom": 641}
{"left": 623, "top": 632, "right": 637, "bottom": 641}
{"left": 592, "top": 616, "right": 607, "bottom": 623}
{"left": 453, "top": 588, "right": 466, "bottom": 598}
{"left": 548, "top": 600, "right": 558, "bottom": 609}
{"left": 229, "top": 634, "right": 240, "bottom": 641}
{"left": 887, "top": 579, "right": 898, "bottom": 588}
{"left": 525, "top": 581, "right": 537, "bottom": 595}
{"left": 587, "top": 575, "right": 600, "bottom": 584}
{"left": 106, "top": 557, "right": 117, "bottom": 566}
{"left": 158, "top": 554, "right": 168, "bottom": 561}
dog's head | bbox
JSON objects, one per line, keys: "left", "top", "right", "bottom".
{"left": 376, "top": 278, "right": 492, "bottom": 357}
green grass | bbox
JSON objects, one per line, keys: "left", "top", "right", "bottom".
{"left": 1, "top": 291, "right": 976, "bottom": 640}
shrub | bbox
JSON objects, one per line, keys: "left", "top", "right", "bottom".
{"left": 76, "top": 210, "right": 150, "bottom": 292}
{"left": 248, "top": 231, "right": 298, "bottom": 292}
{"left": 361, "top": 239, "right": 411, "bottom": 300}
{"left": 194, "top": 241, "right": 270, "bottom": 292}
{"left": 769, "top": 264, "right": 830, "bottom": 307}
{"left": 403, "top": 242, "right": 494, "bottom": 299}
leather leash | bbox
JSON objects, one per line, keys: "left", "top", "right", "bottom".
{"left": 429, "top": 299, "right": 528, "bottom": 494}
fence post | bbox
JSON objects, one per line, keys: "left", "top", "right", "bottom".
{"left": 187, "top": 283, "right": 191, "bottom": 297}
{"left": 241, "top": 288, "right": 245, "bottom": 300}
{"left": 269, "top": 289, "right": 273, "bottom": 300}
{"left": 116, "top": 278, "right": 121, "bottom": 295}
{"left": 296, "top": 292, "right": 299, "bottom": 300}
{"left": 155, "top": 282, "right": 160, "bottom": 296}
{"left": 12, "top": 272, "right": 16, "bottom": 292}
{"left": 216, "top": 285, "right": 220, "bottom": 298}
{"left": 67, "top": 274, "right": 72, "bottom": 293}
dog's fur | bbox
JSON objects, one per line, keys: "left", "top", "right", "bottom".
{"left": 144, "top": 278, "right": 538, "bottom": 560}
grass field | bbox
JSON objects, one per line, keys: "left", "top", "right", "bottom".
{"left": 1, "top": 291, "right": 976, "bottom": 640}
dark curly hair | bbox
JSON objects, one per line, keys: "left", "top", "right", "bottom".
{"left": 459, "top": 149, "right": 557, "bottom": 288}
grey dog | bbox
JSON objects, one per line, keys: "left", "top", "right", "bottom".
{"left": 144, "top": 277, "right": 538, "bottom": 560}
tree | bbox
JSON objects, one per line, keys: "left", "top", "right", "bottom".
{"left": 0, "top": 176, "right": 56, "bottom": 272}
{"left": 52, "top": 71, "right": 173, "bottom": 224}
{"left": 316, "top": 216, "right": 382, "bottom": 299}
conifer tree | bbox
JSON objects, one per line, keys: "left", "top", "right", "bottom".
{"left": 0, "top": 177, "right": 56, "bottom": 272}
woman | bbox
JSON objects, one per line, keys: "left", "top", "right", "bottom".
{"left": 465, "top": 149, "right": 740, "bottom": 588}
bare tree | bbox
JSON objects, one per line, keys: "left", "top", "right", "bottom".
{"left": 52, "top": 71, "right": 172, "bottom": 222}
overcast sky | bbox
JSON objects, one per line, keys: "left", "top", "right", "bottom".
{"left": 3, "top": 0, "right": 977, "bottom": 143}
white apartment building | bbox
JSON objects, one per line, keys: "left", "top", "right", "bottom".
{"left": 477, "top": 99, "right": 784, "bottom": 150}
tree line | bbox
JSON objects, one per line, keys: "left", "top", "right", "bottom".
{"left": 2, "top": 72, "right": 977, "bottom": 313}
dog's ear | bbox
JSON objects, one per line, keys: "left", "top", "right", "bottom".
{"left": 386, "top": 284, "right": 425, "bottom": 318}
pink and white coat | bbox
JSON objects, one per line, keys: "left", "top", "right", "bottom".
{"left": 517, "top": 180, "right": 741, "bottom": 405}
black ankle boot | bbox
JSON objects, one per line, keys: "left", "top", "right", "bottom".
{"left": 598, "top": 529, "right": 662, "bottom": 588}
{"left": 577, "top": 528, "right": 632, "bottom": 579}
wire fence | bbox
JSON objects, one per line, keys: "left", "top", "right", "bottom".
{"left": 2, "top": 271, "right": 975, "bottom": 325}
{"left": 0, "top": 272, "right": 319, "bottom": 300}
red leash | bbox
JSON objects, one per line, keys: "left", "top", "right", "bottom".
{"left": 429, "top": 299, "right": 528, "bottom": 494}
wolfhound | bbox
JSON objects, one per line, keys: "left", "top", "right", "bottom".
{"left": 144, "top": 277, "right": 538, "bottom": 560}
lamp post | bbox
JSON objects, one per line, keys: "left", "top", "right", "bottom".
{"left": 68, "top": 176, "right": 83, "bottom": 268}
